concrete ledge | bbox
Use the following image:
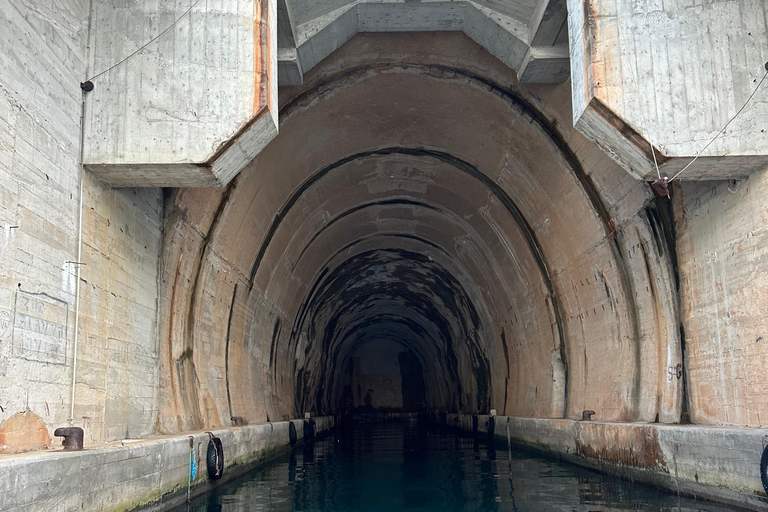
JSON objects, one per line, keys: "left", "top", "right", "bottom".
{"left": 0, "top": 417, "right": 335, "bottom": 512}
{"left": 446, "top": 413, "right": 768, "bottom": 511}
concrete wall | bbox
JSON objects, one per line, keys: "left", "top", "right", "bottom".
{"left": 0, "top": 0, "right": 164, "bottom": 450}
{"left": 676, "top": 167, "right": 768, "bottom": 427}
{"left": 2, "top": 2, "right": 768, "bottom": 509}
{"left": 0, "top": 417, "right": 335, "bottom": 512}
{"left": 449, "top": 413, "right": 768, "bottom": 510}
{"left": 349, "top": 340, "right": 407, "bottom": 410}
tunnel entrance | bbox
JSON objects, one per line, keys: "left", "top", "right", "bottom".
{"left": 290, "top": 248, "right": 492, "bottom": 418}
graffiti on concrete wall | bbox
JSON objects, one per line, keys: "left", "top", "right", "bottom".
{"left": 667, "top": 363, "right": 683, "bottom": 381}
{"left": 12, "top": 290, "right": 69, "bottom": 365}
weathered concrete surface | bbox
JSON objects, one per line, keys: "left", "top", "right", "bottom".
{"left": 0, "top": 417, "right": 334, "bottom": 512}
{"left": 0, "top": 0, "right": 163, "bottom": 449}
{"left": 2, "top": 1, "right": 768, "bottom": 508}
{"left": 157, "top": 32, "right": 682, "bottom": 435}
{"left": 568, "top": 0, "right": 768, "bottom": 180}
{"left": 675, "top": 166, "right": 768, "bottom": 428}
{"left": 450, "top": 413, "right": 768, "bottom": 510}
{"left": 83, "top": 0, "right": 279, "bottom": 187}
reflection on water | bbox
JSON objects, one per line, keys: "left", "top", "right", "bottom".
{"left": 170, "top": 421, "right": 740, "bottom": 512}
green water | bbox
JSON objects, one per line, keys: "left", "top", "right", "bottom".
{"left": 172, "top": 420, "right": 741, "bottom": 511}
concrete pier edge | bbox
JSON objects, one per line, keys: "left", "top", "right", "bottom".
{"left": 446, "top": 413, "right": 768, "bottom": 511}
{"left": 0, "top": 417, "right": 335, "bottom": 512}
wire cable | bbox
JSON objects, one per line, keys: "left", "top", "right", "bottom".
{"left": 85, "top": 0, "right": 203, "bottom": 83}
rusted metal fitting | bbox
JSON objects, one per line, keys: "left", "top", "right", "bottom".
{"left": 581, "top": 410, "right": 596, "bottom": 421}
{"left": 231, "top": 416, "right": 246, "bottom": 426}
{"left": 54, "top": 427, "right": 84, "bottom": 451}
{"left": 650, "top": 175, "right": 670, "bottom": 199}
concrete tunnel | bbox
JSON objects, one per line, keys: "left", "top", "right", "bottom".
{"left": 161, "top": 34, "right": 680, "bottom": 430}
{"left": 3, "top": 0, "right": 768, "bottom": 509}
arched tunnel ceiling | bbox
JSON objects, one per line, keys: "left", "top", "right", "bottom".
{"left": 161, "top": 33, "right": 681, "bottom": 431}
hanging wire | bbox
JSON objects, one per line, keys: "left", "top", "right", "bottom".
{"left": 670, "top": 67, "right": 768, "bottom": 181}
{"left": 85, "top": 0, "right": 203, "bottom": 83}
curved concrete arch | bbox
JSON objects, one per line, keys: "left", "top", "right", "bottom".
{"left": 157, "top": 33, "right": 680, "bottom": 432}
{"left": 250, "top": 153, "right": 564, "bottom": 418}
{"left": 291, "top": 247, "right": 492, "bottom": 414}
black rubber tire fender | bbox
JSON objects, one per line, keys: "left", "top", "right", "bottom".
{"left": 206, "top": 434, "right": 224, "bottom": 480}
{"left": 289, "top": 421, "right": 297, "bottom": 445}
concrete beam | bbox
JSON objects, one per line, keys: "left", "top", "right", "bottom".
{"left": 277, "top": 0, "right": 297, "bottom": 47}
{"left": 278, "top": 0, "right": 569, "bottom": 88}
{"left": 464, "top": 1, "right": 530, "bottom": 71}
{"left": 529, "top": 0, "right": 566, "bottom": 46}
{"left": 518, "top": 45, "right": 569, "bottom": 83}
{"left": 295, "top": 4, "right": 359, "bottom": 75}
{"left": 568, "top": 0, "right": 768, "bottom": 180}
{"left": 277, "top": 0, "right": 306, "bottom": 86}
{"left": 83, "top": 0, "right": 279, "bottom": 187}
{"left": 278, "top": 48, "right": 305, "bottom": 86}
{"left": 358, "top": 1, "right": 467, "bottom": 32}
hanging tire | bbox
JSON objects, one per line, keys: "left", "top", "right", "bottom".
{"left": 761, "top": 444, "right": 768, "bottom": 496}
{"left": 206, "top": 433, "right": 224, "bottom": 480}
{"left": 289, "top": 421, "right": 297, "bottom": 445}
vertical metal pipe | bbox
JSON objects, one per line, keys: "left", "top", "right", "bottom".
{"left": 70, "top": 0, "right": 94, "bottom": 425}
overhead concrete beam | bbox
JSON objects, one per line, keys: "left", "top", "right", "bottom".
{"left": 277, "top": 0, "right": 298, "bottom": 47}
{"left": 464, "top": 1, "right": 530, "bottom": 71}
{"left": 518, "top": 46, "right": 569, "bottom": 83}
{"left": 568, "top": 0, "right": 768, "bottom": 180}
{"left": 529, "top": 0, "right": 566, "bottom": 46}
{"left": 278, "top": 48, "right": 305, "bottom": 87}
{"left": 278, "top": 0, "right": 569, "bottom": 87}
{"left": 83, "top": 0, "right": 279, "bottom": 187}
{"left": 358, "top": 1, "right": 467, "bottom": 32}
{"left": 277, "top": 0, "right": 306, "bottom": 86}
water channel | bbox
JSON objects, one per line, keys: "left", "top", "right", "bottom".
{"left": 170, "top": 420, "right": 741, "bottom": 512}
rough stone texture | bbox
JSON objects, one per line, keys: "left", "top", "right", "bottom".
{"left": 450, "top": 413, "right": 768, "bottom": 510}
{"left": 0, "top": 412, "right": 50, "bottom": 454}
{"left": 568, "top": 0, "right": 768, "bottom": 180}
{"left": 83, "top": 0, "right": 279, "bottom": 187}
{"left": 0, "top": 417, "right": 334, "bottom": 512}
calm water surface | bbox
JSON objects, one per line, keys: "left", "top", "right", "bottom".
{"left": 172, "top": 421, "right": 741, "bottom": 512}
